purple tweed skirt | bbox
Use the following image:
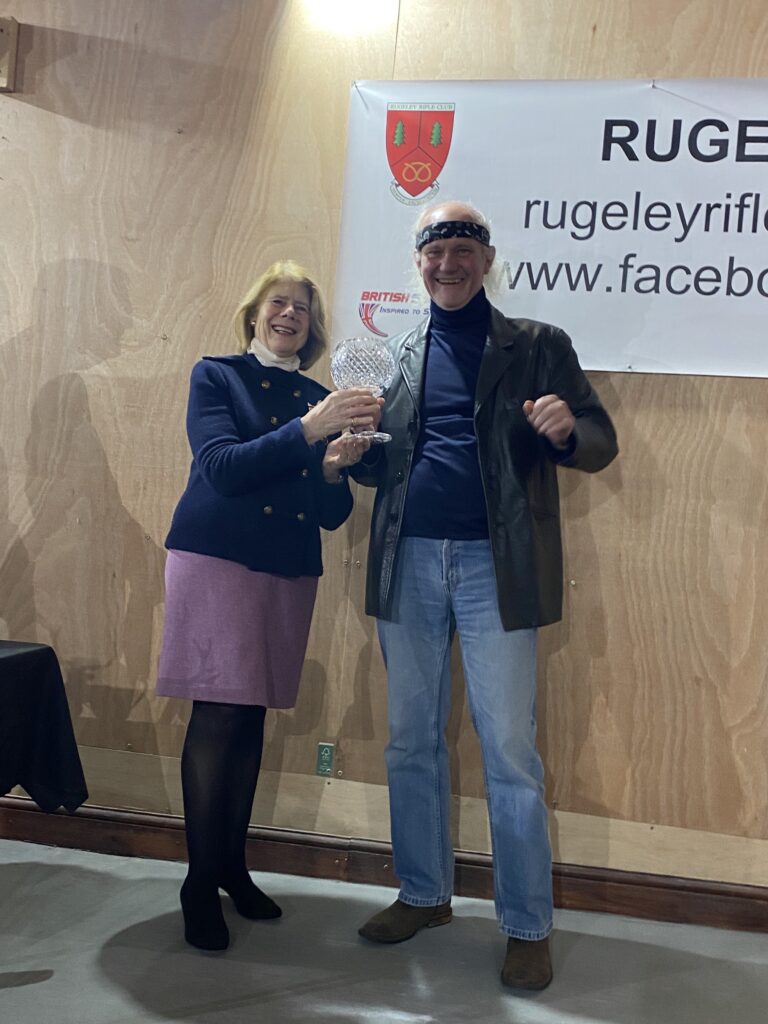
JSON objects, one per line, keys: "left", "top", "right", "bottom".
{"left": 156, "top": 550, "right": 318, "bottom": 708}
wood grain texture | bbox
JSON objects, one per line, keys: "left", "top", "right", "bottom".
{"left": 0, "top": 0, "right": 399, "bottom": 769}
{"left": 0, "top": 0, "right": 767, "bottom": 886}
{"left": 393, "top": 0, "right": 768, "bottom": 80}
{"left": 541, "top": 372, "right": 768, "bottom": 839}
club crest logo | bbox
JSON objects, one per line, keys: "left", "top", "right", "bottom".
{"left": 386, "top": 103, "right": 455, "bottom": 205}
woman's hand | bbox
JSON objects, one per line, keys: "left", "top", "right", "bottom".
{"left": 301, "top": 388, "right": 382, "bottom": 445}
{"left": 370, "top": 396, "right": 385, "bottom": 431}
{"left": 322, "top": 434, "right": 372, "bottom": 482}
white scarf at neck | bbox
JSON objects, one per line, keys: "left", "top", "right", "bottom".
{"left": 248, "top": 336, "right": 301, "bottom": 372}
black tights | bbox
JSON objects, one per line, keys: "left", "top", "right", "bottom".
{"left": 181, "top": 700, "right": 266, "bottom": 891}
{"left": 179, "top": 700, "right": 280, "bottom": 948}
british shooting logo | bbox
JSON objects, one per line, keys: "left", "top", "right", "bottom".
{"left": 357, "top": 290, "right": 424, "bottom": 337}
{"left": 386, "top": 103, "right": 455, "bottom": 205}
{"left": 358, "top": 299, "right": 388, "bottom": 337}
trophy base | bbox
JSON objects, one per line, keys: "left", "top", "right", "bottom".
{"left": 353, "top": 429, "right": 391, "bottom": 444}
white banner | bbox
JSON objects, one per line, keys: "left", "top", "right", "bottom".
{"left": 334, "top": 79, "right": 768, "bottom": 377}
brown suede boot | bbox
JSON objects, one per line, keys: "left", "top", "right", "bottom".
{"left": 500, "top": 936, "right": 553, "bottom": 990}
{"left": 358, "top": 899, "right": 452, "bottom": 943}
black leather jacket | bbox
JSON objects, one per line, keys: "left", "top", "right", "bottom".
{"left": 352, "top": 304, "right": 618, "bottom": 630}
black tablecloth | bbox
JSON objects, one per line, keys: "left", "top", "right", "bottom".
{"left": 0, "top": 640, "right": 88, "bottom": 813}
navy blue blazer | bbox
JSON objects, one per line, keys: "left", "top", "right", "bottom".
{"left": 165, "top": 354, "right": 352, "bottom": 577}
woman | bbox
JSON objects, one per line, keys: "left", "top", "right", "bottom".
{"left": 157, "top": 260, "right": 379, "bottom": 951}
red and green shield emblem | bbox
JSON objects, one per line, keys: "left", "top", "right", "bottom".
{"left": 386, "top": 103, "right": 455, "bottom": 200}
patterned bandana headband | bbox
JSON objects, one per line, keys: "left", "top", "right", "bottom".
{"left": 415, "top": 219, "right": 491, "bottom": 251}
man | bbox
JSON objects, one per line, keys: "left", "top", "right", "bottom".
{"left": 352, "top": 200, "right": 618, "bottom": 990}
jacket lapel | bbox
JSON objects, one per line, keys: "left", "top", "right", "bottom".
{"left": 475, "top": 305, "right": 518, "bottom": 409}
{"left": 398, "top": 320, "right": 429, "bottom": 414}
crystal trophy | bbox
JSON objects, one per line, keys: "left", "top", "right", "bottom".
{"left": 330, "top": 336, "right": 396, "bottom": 443}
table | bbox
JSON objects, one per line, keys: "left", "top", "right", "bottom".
{"left": 0, "top": 640, "right": 88, "bottom": 813}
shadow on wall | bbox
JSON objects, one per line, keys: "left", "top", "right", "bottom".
{"left": 8, "top": 13, "right": 269, "bottom": 131}
{"left": 540, "top": 367, "right": 754, "bottom": 847}
{"left": 0, "top": 443, "right": 32, "bottom": 640}
{"left": 0, "top": 258, "right": 178, "bottom": 804}
{"left": 539, "top": 372, "right": 629, "bottom": 867}
{"left": 255, "top": 658, "right": 330, "bottom": 831}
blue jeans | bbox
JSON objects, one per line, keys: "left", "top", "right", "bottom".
{"left": 377, "top": 537, "right": 553, "bottom": 940}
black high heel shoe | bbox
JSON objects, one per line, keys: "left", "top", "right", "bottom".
{"left": 218, "top": 871, "right": 282, "bottom": 920}
{"left": 180, "top": 879, "right": 230, "bottom": 950}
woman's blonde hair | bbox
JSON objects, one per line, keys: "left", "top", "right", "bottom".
{"left": 233, "top": 260, "right": 329, "bottom": 370}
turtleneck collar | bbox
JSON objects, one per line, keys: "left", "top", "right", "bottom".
{"left": 429, "top": 287, "right": 490, "bottom": 330}
{"left": 247, "top": 336, "right": 301, "bottom": 372}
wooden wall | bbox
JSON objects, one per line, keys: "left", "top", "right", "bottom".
{"left": 1, "top": 0, "right": 767, "bottom": 887}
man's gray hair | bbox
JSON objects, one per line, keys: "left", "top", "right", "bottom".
{"left": 412, "top": 199, "right": 492, "bottom": 243}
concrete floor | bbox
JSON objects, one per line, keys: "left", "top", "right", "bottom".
{"left": 1, "top": 839, "right": 766, "bottom": 1024}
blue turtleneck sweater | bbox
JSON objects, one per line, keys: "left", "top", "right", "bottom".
{"left": 400, "top": 288, "right": 491, "bottom": 540}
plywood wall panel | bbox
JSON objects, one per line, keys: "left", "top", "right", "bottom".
{"left": 541, "top": 371, "right": 768, "bottom": 839}
{"left": 0, "top": 0, "right": 399, "bottom": 763}
{"left": 394, "top": 0, "right": 768, "bottom": 80}
{"left": 1, "top": 0, "right": 767, "bottom": 883}
{"left": 328, "top": 368, "right": 768, "bottom": 845}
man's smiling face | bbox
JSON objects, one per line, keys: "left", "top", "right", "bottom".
{"left": 414, "top": 203, "right": 495, "bottom": 311}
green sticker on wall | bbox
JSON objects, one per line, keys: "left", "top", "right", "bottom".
{"left": 316, "top": 742, "right": 335, "bottom": 776}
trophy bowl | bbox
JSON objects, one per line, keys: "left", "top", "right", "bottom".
{"left": 330, "top": 336, "right": 396, "bottom": 443}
